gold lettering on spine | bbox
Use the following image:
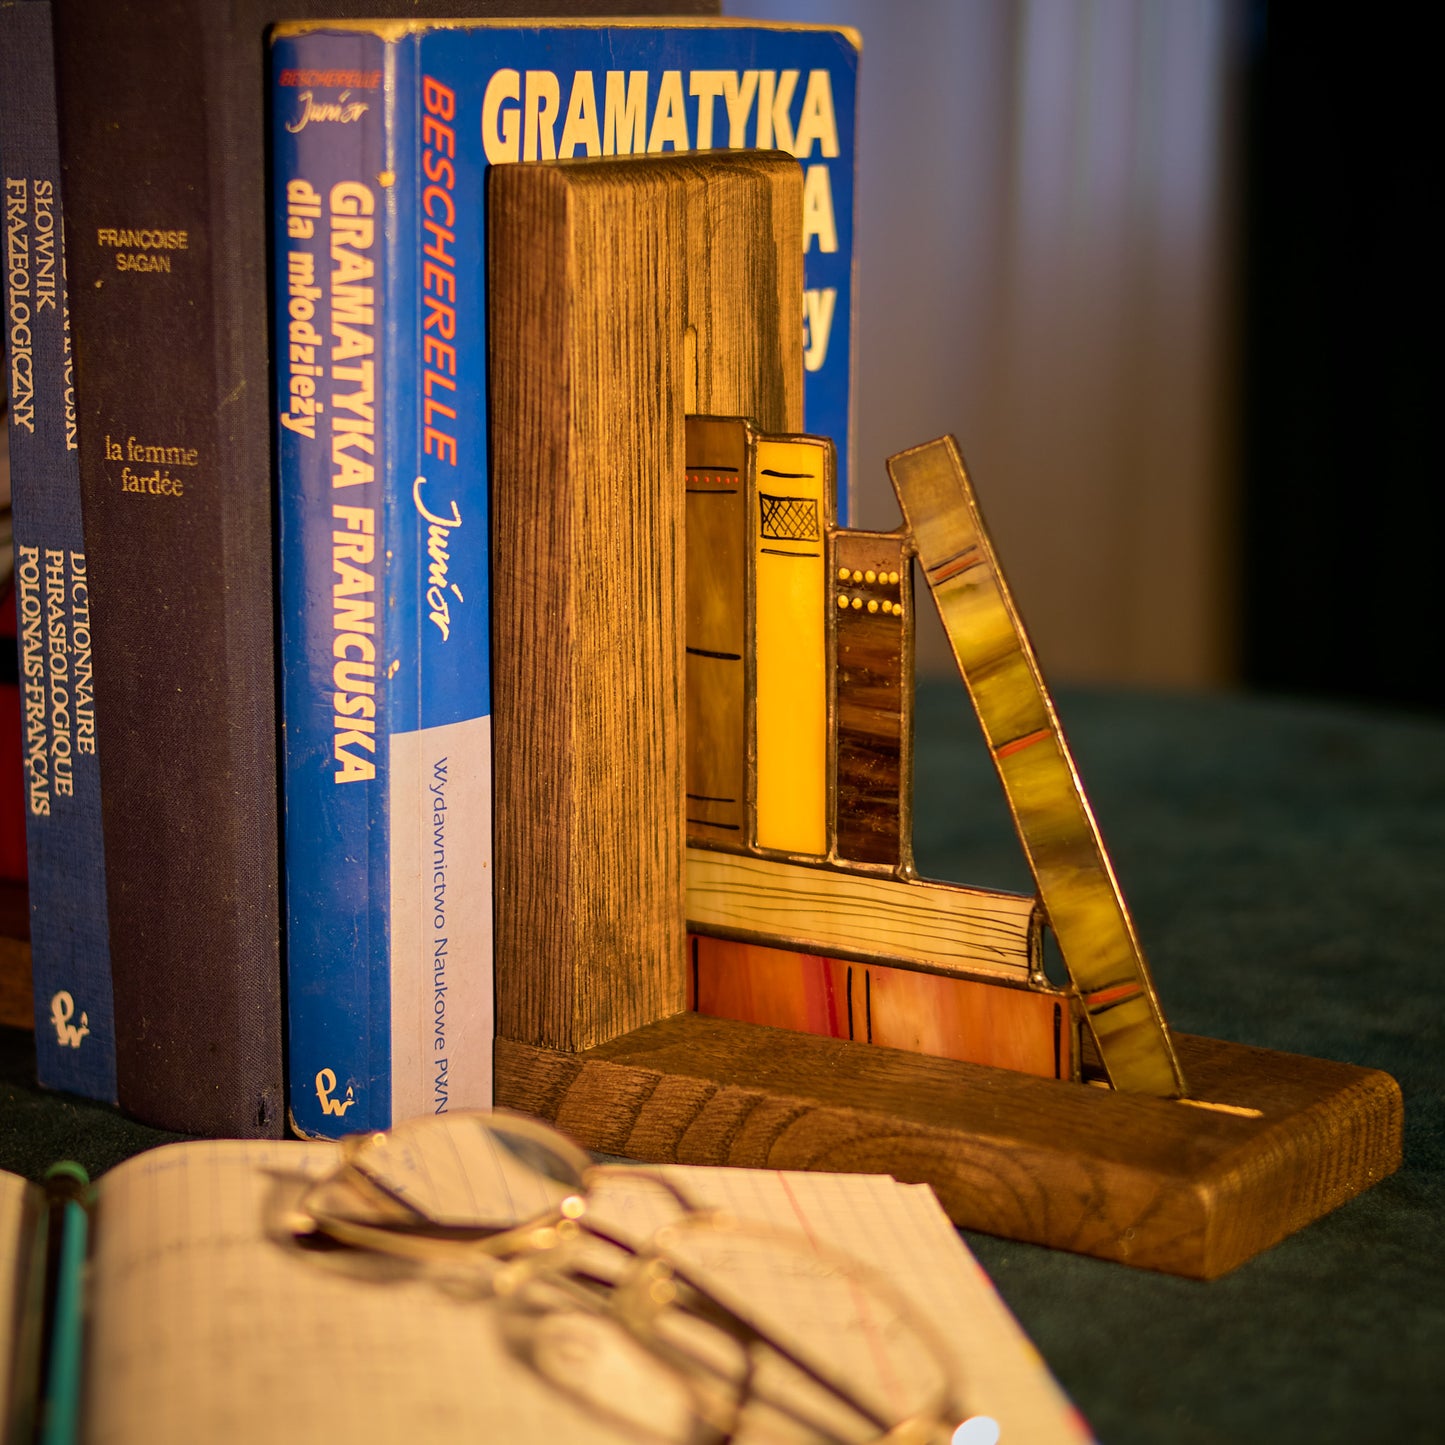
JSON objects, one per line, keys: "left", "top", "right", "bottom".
{"left": 328, "top": 181, "right": 376, "bottom": 490}
{"left": 94, "top": 223, "right": 189, "bottom": 276}
{"left": 5, "top": 178, "right": 35, "bottom": 433}
{"left": 103, "top": 432, "right": 199, "bottom": 498}
{"left": 71, "top": 555, "right": 96, "bottom": 755}
{"left": 323, "top": 177, "right": 380, "bottom": 780}
{"left": 16, "top": 547, "right": 49, "bottom": 815}
{"left": 282, "top": 187, "right": 324, "bottom": 439}
{"left": 43, "top": 551, "right": 73, "bottom": 798}
{"left": 332, "top": 506, "right": 377, "bottom": 783}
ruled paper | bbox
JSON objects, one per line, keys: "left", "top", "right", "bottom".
{"left": 0, "top": 1170, "right": 36, "bottom": 1431}
{"left": 81, "top": 1139, "right": 1091, "bottom": 1445}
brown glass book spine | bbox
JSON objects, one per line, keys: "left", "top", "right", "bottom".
{"left": 685, "top": 418, "right": 751, "bottom": 846}
{"left": 830, "top": 531, "right": 913, "bottom": 869}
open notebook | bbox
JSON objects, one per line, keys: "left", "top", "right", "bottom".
{"left": 1, "top": 1140, "right": 1092, "bottom": 1443}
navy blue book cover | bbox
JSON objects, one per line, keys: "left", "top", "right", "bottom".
{"left": 0, "top": 0, "right": 117, "bottom": 1101}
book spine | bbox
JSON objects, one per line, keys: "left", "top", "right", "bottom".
{"left": 752, "top": 435, "right": 832, "bottom": 857}
{"left": 0, "top": 0, "right": 116, "bottom": 1102}
{"left": 831, "top": 531, "right": 913, "bottom": 870}
{"left": 684, "top": 417, "right": 751, "bottom": 846}
{"left": 272, "top": 29, "right": 493, "bottom": 1137}
{"left": 51, "top": 0, "right": 282, "bottom": 1135}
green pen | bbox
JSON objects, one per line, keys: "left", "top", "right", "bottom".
{"left": 37, "top": 1161, "right": 90, "bottom": 1445}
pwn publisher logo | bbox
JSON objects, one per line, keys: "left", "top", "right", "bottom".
{"left": 48, "top": 991, "right": 89, "bottom": 1048}
{"left": 954, "top": 1420, "right": 1001, "bottom": 1445}
{"left": 314, "top": 1067, "right": 356, "bottom": 1117}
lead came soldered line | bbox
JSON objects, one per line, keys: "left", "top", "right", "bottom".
{"left": 927, "top": 544, "right": 983, "bottom": 585}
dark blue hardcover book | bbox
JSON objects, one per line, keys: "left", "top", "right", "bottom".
{"left": 270, "top": 18, "right": 859, "bottom": 1137}
{"left": 0, "top": 0, "right": 117, "bottom": 1101}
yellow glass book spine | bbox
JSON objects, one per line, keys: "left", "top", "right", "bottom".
{"left": 752, "top": 436, "right": 832, "bottom": 856}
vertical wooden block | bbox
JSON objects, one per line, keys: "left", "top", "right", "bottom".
{"left": 489, "top": 154, "right": 803, "bottom": 1052}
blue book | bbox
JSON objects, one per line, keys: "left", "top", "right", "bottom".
{"left": 0, "top": 0, "right": 116, "bottom": 1102}
{"left": 269, "top": 18, "right": 859, "bottom": 1137}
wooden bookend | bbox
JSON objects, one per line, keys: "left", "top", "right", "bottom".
{"left": 488, "top": 153, "right": 1401, "bottom": 1278}
{"left": 496, "top": 1017, "right": 1401, "bottom": 1280}
{"left": 488, "top": 153, "right": 802, "bottom": 1054}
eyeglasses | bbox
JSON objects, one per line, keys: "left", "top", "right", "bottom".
{"left": 289, "top": 1110, "right": 970, "bottom": 1445}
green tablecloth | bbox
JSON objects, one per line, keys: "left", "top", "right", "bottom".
{"left": 2, "top": 684, "right": 1441, "bottom": 1442}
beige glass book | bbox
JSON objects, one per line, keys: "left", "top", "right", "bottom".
{"left": 0, "top": 1140, "right": 1092, "bottom": 1444}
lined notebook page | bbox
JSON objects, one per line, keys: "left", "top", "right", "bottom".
{"left": 83, "top": 1140, "right": 1091, "bottom": 1445}
{"left": 0, "top": 1171, "right": 36, "bottom": 1427}
{"left": 655, "top": 1165, "right": 1092, "bottom": 1445}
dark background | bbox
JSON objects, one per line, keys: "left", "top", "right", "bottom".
{"left": 1239, "top": 3, "right": 1442, "bottom": 713}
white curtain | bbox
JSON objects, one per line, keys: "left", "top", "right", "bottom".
{"left": 728, "top": 0, "right": 1240, "bottom": 685}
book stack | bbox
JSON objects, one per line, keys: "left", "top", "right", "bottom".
{"left": 1, "top": 0, "right": 862, "bottom": 1137}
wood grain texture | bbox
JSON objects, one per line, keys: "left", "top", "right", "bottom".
{"left": 686, "top": 845, "right": 1039, "bottom": 981}
{"left": 495, "top": 1012, "right": 1403, "bottom": 1278}
{"left": 489, "top": 154, "right": 803, "bottom": 1052}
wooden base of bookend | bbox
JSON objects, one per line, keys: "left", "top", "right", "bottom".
{"left": 495, "top": 1012, "right": 1402, "bottom": 1279}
